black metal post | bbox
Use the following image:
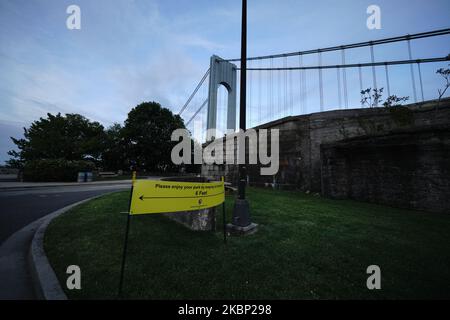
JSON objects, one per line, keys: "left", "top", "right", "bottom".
{"left": 222, "top": 202, "right": 227, "bottom": 244}
{"left": 228, "top": 0, "right": 256, "bottom": 235}
{"left": 238, "top": 0, "right": 247, "bottom": 201}
{"left": 118, "top": 186, "right": 134, "bottom": 298}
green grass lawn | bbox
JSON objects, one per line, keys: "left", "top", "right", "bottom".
{"left": 44, "top": 188, "right": 450, "bottom": 299}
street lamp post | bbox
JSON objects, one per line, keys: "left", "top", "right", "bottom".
{"left": 239, "top": 0, "right": 247, "bottom": 201}
{"left": 227, "top": 0, "right": 258, "bottom": 235}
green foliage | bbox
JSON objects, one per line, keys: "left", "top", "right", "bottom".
{"left": 361, "top": 88, "right": 384, "bottom": 107}
{"left": 23, "top": 158, "right": 95, "bottom": 182}
{"left": 437, "top": 65, "right": 450, "bottom": 103}
{"left": 360, "top": 87, "right": 409, "bottom": 108}
{"left": 8, "top": 113, "right": 105, "bottom": 167}
{"left": 382, "top": 95, "right": 409, "bottom": 108}
{"left": 123, "top": 101, "right": 185, "bottom": 172}
{"left": 101, "top": 123, "right": 128, "bottom": 171}
{"left": 7, "top": 102, "right": 186, "bottom": 175}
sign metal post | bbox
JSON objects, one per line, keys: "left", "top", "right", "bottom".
{"left": 117, "top": 179, "right": 225, "bottom": 298}
{"left": 223, "top": 202, "right": 227, "bottom": 244}
{"left": 118, "top": 185, "right": 134, "bottom": 298}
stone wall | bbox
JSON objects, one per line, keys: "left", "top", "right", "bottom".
{"left": 161, "top": 176, "right": 216, "bottom": 231}
{"left": 201, "top": 98, "right": 450, "bottom": 212}
{"left": 164, "top": 208, "right": 216, "bottom": 231}
{"left": 321, "top": 126, "right": 450, "bottom": 213}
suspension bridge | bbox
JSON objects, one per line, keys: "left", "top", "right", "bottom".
{"left": 178, "top": 28, "right": 450, "bottom": 142}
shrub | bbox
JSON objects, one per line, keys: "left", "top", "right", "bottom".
{"left": 360, "top": 87, "right": 409, "bottom": 108}
{"left": 23, "top": 159, "right": 95, "bottom": 182}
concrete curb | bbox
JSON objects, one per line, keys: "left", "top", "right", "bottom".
{"left": 28, "top": 194, "right": 114, "bottom": 300}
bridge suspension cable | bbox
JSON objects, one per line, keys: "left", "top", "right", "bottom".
{"left": 178, "top": 69, "right": 210, "bottom": 115}
{"left": 237, "top": 56, "right": 450, "bottom": 71}
{"left": 179, "top": 27, "right": 450, "bottom": 142}
{"left": 417, "top": 62, "right": 425, "bottom": 102}
{"left": 370, "top": 44, "right": 378, "bottom": 106}
{"left": 318, "top": 51, "right": 324, "bottom": 111}
{"left": 407, "top": 38, "right": 418, "bottom": 102}
{"left": 225, "top": 28, "right": 450, "bottom": 62}
{"left": 185, "top": 99, "right": 208, "bottom": 126}
{"left": 384, "top": 64, "right": 391, "bottom": 97}
{"left": 341, "top": 49, "right": 348, "bottom": 108}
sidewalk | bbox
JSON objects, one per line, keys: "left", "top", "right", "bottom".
{"left": 0, "top": 179, "right": 132, "bottom": 190}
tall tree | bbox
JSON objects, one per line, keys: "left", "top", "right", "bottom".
{"left": 102, "top": 123, "right": 128, "bottom": 171}
{"left": 123, "top": 101, "right": 185, "bottom": 172}
{"left": 8, "top": 113, "right": 105, "bottom": 167}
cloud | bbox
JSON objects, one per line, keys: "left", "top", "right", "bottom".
{"left": 1, "top": 0, "right": 449, "bottom": 165}
{"left": 0, "top": 0, "right": 217, "bottom": 128}
{"left": 174, "top": 34, "right": 225, "bottom": 51}
{"left": 108, "top": 46, "right": 203, "bottom": 113}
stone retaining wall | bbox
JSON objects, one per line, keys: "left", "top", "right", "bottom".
{"left": 321, "top": 125, "right": 450, "bottom": 213}
{"left": 203, "top": 99, "right": 450, "bottom": 190}
{"left": 201, "top": 99, "right": 450, "bottom": 213}
{"left": 161, "top": 176, "right": 217, "bottom": 231}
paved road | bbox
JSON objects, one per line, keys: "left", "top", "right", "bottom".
{"left": 0, "top": 184, "right": 130, "bottom": 243}
{"left": 0, "top": 183, "right": 130, "bottom": 299}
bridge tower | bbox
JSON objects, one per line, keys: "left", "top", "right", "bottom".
{"left": 207, "top": 55, "right": 237, "bottom": 138}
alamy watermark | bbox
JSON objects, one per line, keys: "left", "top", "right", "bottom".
{"left": 66, "top": 5, "right": 81, "bottom": 30}
{"left": 366, "top": 265, "right": 381, "bottom": 290}
{"left": 367, "top": 5, "right": 381, "bottom": 30}
{"left": 171, "top": 128, "right": 280, "bottom": 176}
{"left": 66, "top": 265, "right": 81, "bottom": 290}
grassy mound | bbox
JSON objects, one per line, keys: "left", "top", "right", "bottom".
{"left": 45, "top": 188, "right": 450, "bottom": 299}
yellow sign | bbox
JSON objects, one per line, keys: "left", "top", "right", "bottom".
{"left": 129, "top": 180, "right": 225, "bottom": 215}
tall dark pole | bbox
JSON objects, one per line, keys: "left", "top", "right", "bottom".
{"left": 118, "top": 185, "right": 134, "bottom": 298}
{"left": 238, "top": 0, "right": 247, "bottom": 200}
{"left": 228, "top": 0, "right": 257, "bottom": 235}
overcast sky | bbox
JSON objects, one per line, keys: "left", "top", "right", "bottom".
{"left": 1, "top": 0, "right": 449, "bottom": 163}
